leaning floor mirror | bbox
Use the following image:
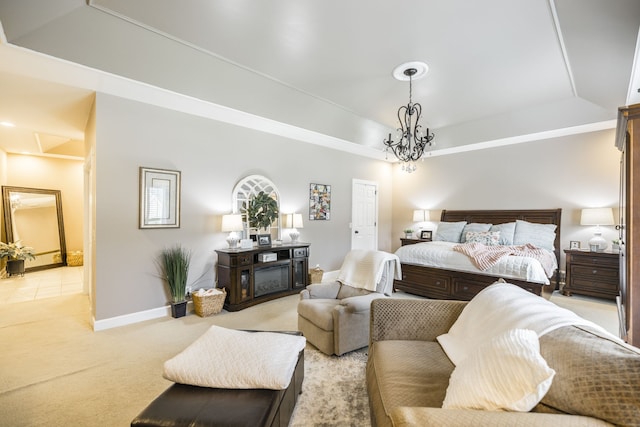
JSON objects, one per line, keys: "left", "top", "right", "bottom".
{"left": 2, "top": 186, "right": 67, "bottom": 271}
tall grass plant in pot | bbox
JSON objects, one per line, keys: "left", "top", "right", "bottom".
{"left": 158, "top": 245, "right": 191, "bottom": 318}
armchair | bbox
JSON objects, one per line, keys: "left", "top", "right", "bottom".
{"left": 297, "top": 251, "right": 398, "bottom": 356}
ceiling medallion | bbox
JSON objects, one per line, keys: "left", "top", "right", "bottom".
{"left": 383, "top": 61, "right": 435, "bottom": 173}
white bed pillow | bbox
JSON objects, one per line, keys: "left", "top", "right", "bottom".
{"left": 442, "top": 328, "right": 555, "bottom": 412}
{"left": 163, "top": 326, "right": 306, "bottom": 390}
{"left": 489, "top": 222, "right": 516, "bottom": 245}
{"left": 513, "top": 220, "right": 556, "bottom": 251}
{"left": 434, "top": 221, "right": 467, "bottom": 243}
{"left": 460, "top": 223, "right": 492, "bottom": 243}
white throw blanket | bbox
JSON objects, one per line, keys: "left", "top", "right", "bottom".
{"left": 437, "top": 281, "right": 617, "bottom": 366}
{"left": 337, "top": 250, "right": 401, "bottom": 291}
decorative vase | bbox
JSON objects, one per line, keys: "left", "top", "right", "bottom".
{"left": 170, "top": 301, "right": 188, "bottom": 318}
{"left": 6, "top": 259, "right": 25, "bottom": 277}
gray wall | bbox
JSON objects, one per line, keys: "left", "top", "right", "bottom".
{"left": 93, "top": 93, "right": 392, "bottom": 320}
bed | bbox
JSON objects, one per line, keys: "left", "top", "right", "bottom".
{"left": 393, "top": 209, "right": 562, "bottom": 300}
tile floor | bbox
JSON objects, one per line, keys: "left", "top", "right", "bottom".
{"left": 0, "top": 266, "right": 84, "bottom": 304}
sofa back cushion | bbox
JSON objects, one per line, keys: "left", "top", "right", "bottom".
{"left": 537, "top": 325, "right": 640, "bottom": 426}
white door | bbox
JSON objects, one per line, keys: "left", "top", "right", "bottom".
{"left": 351, "top": 180, "right": 378, "bottom": 251}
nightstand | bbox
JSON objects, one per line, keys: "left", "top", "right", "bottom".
{"left": 563, "top": 249, "right": 619, "bottom": 300}
{"left": 400, "top": 238, "right": 431, "bottom": 246}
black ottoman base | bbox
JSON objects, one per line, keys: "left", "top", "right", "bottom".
{"left": 132, "top": 350, "right": 304, "bottom": 427}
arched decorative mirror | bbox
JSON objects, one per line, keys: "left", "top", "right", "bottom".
{"left": 2, "top": 186, "right": 67, "bottom": 271}
{"left": 232, "top": 175, "right": 281, "bottom": 240}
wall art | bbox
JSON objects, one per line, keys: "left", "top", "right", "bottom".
{"left": 309, "top": 183, "right": 331, "bottom": 220}
{"left": 139, "top": 167, "right": 181, "bottom": 228}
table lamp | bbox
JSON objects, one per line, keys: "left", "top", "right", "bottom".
{"left": 580, "top": 208, "right": 614, "bottom": 251}
{"left": 221, "top": 214, "right": 244, "bottom": 249}
{"left": 285, "top": 213, "right": 304, "bottom": 243}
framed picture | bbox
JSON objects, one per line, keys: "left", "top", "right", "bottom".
{"left": 309, "top": 183, "right": 331, "bottom": 220}
{"left": 139, "top": 167, "right": 181, "bottom": 229}
{"left": 420, "top": 230, "right": 433, "bottom": 240}
{"left": 569, "top": 240, "right": 581, "bottom": 249}
{"left": 257, "top": 234, "right": 272, "bottom": 246}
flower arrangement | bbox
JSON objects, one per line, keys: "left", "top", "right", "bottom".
{"left": 0, "top": 241, "right": 36, "bottom": 260}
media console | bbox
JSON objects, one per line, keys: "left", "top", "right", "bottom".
{"left": 215, "top": 243, "right": 310, "bottom": 311}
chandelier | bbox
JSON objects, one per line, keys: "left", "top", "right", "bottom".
{"left": 383, "top": 66, "right": 435, "bottom": 173}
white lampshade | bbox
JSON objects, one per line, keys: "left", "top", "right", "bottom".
{"left": 221, "top": 214, "right": 244, "bottom": 232}
{"left": 221, "top": 214, "right": 244, "bottom": 249}
{"left": 284, "top": 213, "right": 304, "bottom": 229}
{"left": 580, "top": 208, "right": 614, "bottom": 226}
{"left": 413, "top": 209, "right": 431, "bottom": 223}
{"left": 580, "top": 208, "right": 614, "bottom": 251}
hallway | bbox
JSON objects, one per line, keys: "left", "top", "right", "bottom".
{"left": 0, "top": 266, "right": 84, "bottom": 304}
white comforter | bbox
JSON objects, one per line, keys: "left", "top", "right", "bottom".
{"left": 395, "top": 241, "right": 557, "bottom": 284}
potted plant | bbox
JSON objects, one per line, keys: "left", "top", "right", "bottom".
{"left": 158, "top": 245, "right": 191, "bottom": 318}
{"left": 403, "top": 229, "right": 414, "bottom": 239}
{"left": 242, "top": 191, "right": 279, "bottom": 236}
{"left": 0, "top": 241, "right": 36, "bottom": 277}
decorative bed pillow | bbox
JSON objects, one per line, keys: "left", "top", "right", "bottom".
{"left": 163, "top": 326, "right": 306, "bottom": 390}
{"left": 465, "top": 231, "right": 500, "bottom": 246}
{"left": 434, "top": 221, "right": 467, "bottom": 243}
{"left": 513, "top": 220, "right": 556, "bottom": 251}
{"left": 460, "top": 223, "right": 492, "bottom": 243}
{"left": 489, "top": 222, "right": 516, "bottom": 245}
{"left": 442, "top": 328, "right": 555, "bottom": 412}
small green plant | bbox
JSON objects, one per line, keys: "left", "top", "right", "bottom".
{"left": 0, "top": 241, "right": 36, "bottom": 260}
{"left": 403, "top": 228, "right": 414, "bottom": 234}
{"left": 158, "top": 245, "right": 191, "bottom": 303}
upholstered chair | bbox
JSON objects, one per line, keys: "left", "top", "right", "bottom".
{"left": 297, "top": 253, "right": 398, "bottom": 356}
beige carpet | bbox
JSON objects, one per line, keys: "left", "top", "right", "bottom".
{"left": 0, "top": 289, "right": 618, "bottom": 426}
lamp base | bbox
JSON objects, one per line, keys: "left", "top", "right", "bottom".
{"left": 226, "top": 233, "right": 240, "bottom": 249}
{"left": 289, "top": 230, "right": 300, "bottom": 244}
{"left": 588, "top": 233, "right": 607, "bottom": 251}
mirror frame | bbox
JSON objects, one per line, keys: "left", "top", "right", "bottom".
{"left": 2, "top": 186, "right": 67, "bottom": 271}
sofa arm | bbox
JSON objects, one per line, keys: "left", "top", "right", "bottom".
{"left": 370, "top": 299, "right": 467, "bottom": 343}
{"left": 340, "top": 293, "right": 386, "bottom": 313}
{"left": 390, "top": 407, "right": 613, "bottom": 427}
{"left": 300, "top": 281, "right": 341, "bottom": 300}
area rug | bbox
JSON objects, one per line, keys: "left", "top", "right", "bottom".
{"left": 290, "top": 347, "right": 370, "bottom": 427}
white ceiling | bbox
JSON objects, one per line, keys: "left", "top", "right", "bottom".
{"left": 0, "top": 0, "right": 639, "bottom": 159}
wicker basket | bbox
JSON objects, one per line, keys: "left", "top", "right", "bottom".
{"left": 67, "top": 251, "right": 83, "bottom": 266}
{"left": 308, "top": 267, "right": 324, "bottom": 284}
{"left": 192, "top": 288, "right": 226, "bottom": 317}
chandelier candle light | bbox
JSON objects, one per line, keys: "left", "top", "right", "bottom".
{"left": 383, "top": 62, "right": 435, "bottom": 173}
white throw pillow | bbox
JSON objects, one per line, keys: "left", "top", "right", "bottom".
{"left": 163, "top": 326, "right": 306, "bottom": 390}
{"left": 442, "top": 329, "right": 555, "bottom": 412}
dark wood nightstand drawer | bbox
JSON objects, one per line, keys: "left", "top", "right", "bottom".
{"left": 570, "top": 265, "right": 619, "bottom": 282}
{"left": 569, "top": 253, "right": 618, "bottom": 267}
{"left": 570, "top": 277, "right": 619, "bottom": 293}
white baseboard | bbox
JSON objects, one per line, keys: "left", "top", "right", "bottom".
{"left": 93, "top": 301, "right": 194, "bottom": 331}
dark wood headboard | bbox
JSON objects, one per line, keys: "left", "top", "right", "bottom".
{"left": 440, "top": 208, "right": 563, "bottom": 268}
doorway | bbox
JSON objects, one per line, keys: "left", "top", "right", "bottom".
{"left": 351, "top": 179, "right": 378, "bottom": 251}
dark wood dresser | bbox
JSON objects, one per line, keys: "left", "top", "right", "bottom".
{"left": 563, "top": 249, "right": 619, "bottom": 300}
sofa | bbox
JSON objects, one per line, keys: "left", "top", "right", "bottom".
{"left": 367, "top": 282, "right": 640, "bottom": 427}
